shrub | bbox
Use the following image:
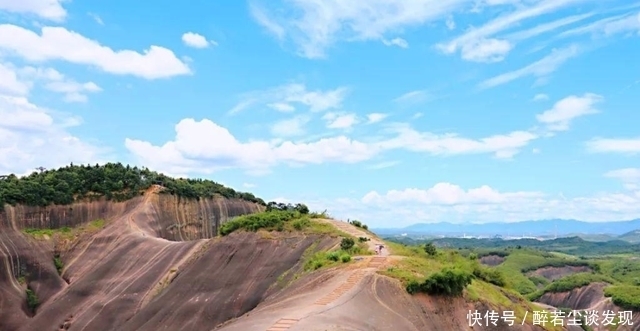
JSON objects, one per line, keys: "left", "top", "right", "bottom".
{"left": 340, "top": 254, "right": 351, "bottom": 263}
{"left": 603, "top": 285, "right": 640, "bottom": 311}
{"left": 358, "top": 237, "right": 370, "bottom": 242}
{"left": 472, "top": 265, "right": 506, "bottom": 287}
{"left": 423, "top": 243, "right": 437, "bottom": 256}
{"left": 406, "top": 268, "right": 473, "bottom": 296}
{"left": 53, "top": 255, "right": 63, "bottom": 275}
{"left": 350, "top": 220, "right": 362, "bottom": 228}
{"left": 468, "top": 253, "right": 478, "bottom": 260}
{"left": 362, "top": 224, "right": 368, "bottom": 230}
{"left": 26, "top": 287, "right": 39, "bottom": 313}
{"left": 326, "top": 251, "right": 340, "bottom": 262}
{"left": 340, "top": 237, "right": 355, "bottom": 250}
{"left": 219, "top": 210, "right": 300, "bottom": 235}
{"left": 292, "top": 218, "right": 310, "bottom": 230}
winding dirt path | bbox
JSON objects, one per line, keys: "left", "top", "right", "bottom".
{"left": 256, "top": 220, "right": 397, "bottom": 331}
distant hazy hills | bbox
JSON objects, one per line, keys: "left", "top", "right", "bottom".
{"left": 372, "top": 219, "right": 640, "bottom": 239}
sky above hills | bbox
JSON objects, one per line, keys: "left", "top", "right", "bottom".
{"left": 0, "top": 0, "right": 639, "bottom": 228}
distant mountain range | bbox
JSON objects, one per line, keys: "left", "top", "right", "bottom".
{"left": 372, "top": 219, "right": 640, "bottom": 238}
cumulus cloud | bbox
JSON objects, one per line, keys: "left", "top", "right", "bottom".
{"left": 296, "top": 183, "right": 640, "bottom": 228}
{"left": 605, "top": 168, "right": 640, "bottom": 190}
{"left": 366, "top": 113, "right": 388, "bottom": 124}
{"left": 125, "top": 117, "right": 543, "bottom": 176}
{"left": 0, "top": 95, "right": 108, "bottom": 175}
{"left": 181, "top": 32, "right": 216, "bottom": 48}
{"left": 323, "top": 112, "right": 359, "bottom": 129}
{"left": 229, "top": 83, "right": 348, "bottom": 114}
{"left": 0, "top": 0, "right": 67, "bottom": 21}
{"left": 586, "top": 137, "right": 640, "bottom": 154}
{"left": 535, "top": 93, "right": 601, "bottom": 132}
{"left": 125, "top": 118, "right": 378, "bottom": 176}
{"left": 0, "top": 24, "right": 191, "bottom": 80}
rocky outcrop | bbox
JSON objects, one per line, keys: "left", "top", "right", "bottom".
{"left": 0, "top": 192, "right": 264, "bottom": 240}
{"left": 536, "top": 283, "right": 640, "bottom": 331}
{"left": 527, "top": 266, "right": 592, "bottom": 281}
{"left": 0, "top": 191, "right": 266, "bottom": 331}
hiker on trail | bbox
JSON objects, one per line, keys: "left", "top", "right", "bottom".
{"left": 379, "top": 245, "right": 384, "bottom": 255}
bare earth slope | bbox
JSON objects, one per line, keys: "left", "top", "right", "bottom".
{"left": 215, "top": 220, "right": 546, "bottom": 331}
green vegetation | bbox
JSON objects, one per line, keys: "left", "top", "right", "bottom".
{"left": 23, "top": 219, "right": 107, "bottom": 241}
{"left": 406, "top": 268, "right": 473, "bottom": 296}
{"left": 527, "top": 273, "right": 616, "bottom": 301}
{"left": 0, "top": 162, "right": 265, "bottom": 208}
{"left": 26, "top": 287, "right": 38, "bottom": 313}
{"left": 54, "top": 254, "right": 64, "bottom": 275}
{"left": 340, "top": 237, "right": 355, "bottom": 250}
{"left": 304, "top": 249, "right": 354, "bottom": 271}
{"left": 220, "top": 210, "right": 307, "bottom": 235}
{"left": 349, "top": 219, "right": 368, "bottom": 230}
{"left": 423, "top": 242, "right": 437, "bottom": 256}
{"left": 604, "top": 285, "right": 640, "bottom": 311}
{"left": 472, "top": 265, "right": 506, "bottom": 287}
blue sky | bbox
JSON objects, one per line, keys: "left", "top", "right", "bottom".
{"left": 1, "top": 0, "right": 639, "bottom": 228}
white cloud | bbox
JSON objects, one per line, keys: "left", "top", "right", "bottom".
{"left": 243, "top": 183, "right": 257, "bottom": 188}
{"left": 270, "top": 116, "right": 310, "bottom": 137}
{"left": 437, "top": 0, "right": 584, "bottom": 61}
{"left": 0, "top": 62, "right": 30, "bottom": 95}
{"left": 412, "top": 112, "right": 424, "bottom": 119}
{"left": 181, "top": 32, "right": 215, "bottom": 49}
{"left": 393, "top": 90, "right": 432, "bottom": 105}
{"left": 559, "top": 11, "right": 640, "bottom": 38}
{"left": 125, "top": 118, "right": 378, "bottom": 175}
{"left": 126, "top": 118, "right": 541, "bottom": 175}
{"left": 298, "top": 183, "right": 640, "bottom": 228}
{"left": 446, "top": 15, "right": 456, "bottom": 30}
{"left": 586, "top": 137, "right": 640, "bottom": 154}
{"left": 382, "top": 38, "right": 409, "bottom": 48}
{"left": 267, "top": 102, "right": 296, "bottom": 112}
{"left": 88, "top": 12, "right": 104, "bottom": 25}
{"left": 230, "top": 83, "right": 348, "bottom": 114}
{"left": 323, "top": 112, "right": 359, "bottom": 129}
{"left": 505, "top": 13, "right": 594, "bottom": 41}
{"left": 17, "top": 65, "right": 103, "bottom": 102}
{"left": 0, "top": 0, "right": 67, "bottom": 21}
{"left": 460, "top": 38, "right": 512, "bottom": 63}
{"left": 605, "top": 168, "right": 640, "bottom": 190}
{"left": 535, "top": 93, "right": 601, "bottom": 132}
{"left": 367, "top": 161, "right": 400, "bottom": 170}
{"left": 0, "top": 95, "right": 107, "bottom": 175}
{"left": 249, "top": 0, "right": 467, "bottom": 58}
{"left": 478, "top": 45, "right": 579, "bottom": 89}
{"left": 379, "top": 125, "right": 538, "bottom": 159}
{"left": 366, "top": 113, "right": 388, "bottom": 124}
{"left": 0, "top": 24, "right": 191, "bottom": 80}
{"left": 362, "top": 183, "right": 543, "bottom": 206}
{"left": 532, "top": 93, "right": 549, "bottom": 101}
{"left": 249, "top": 3, "right": 285, "bottom": 40}
{"left": 532, "top": 148, "right": 541, "bottom": 154}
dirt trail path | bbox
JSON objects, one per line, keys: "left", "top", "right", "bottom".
{"left": 216, "top": 219, "right": 399, "bottom": 331}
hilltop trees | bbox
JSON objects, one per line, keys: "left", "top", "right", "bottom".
{"left": 0, "top": 162, "right": 266, "bottom": 208}
{"left": 266, "top": 201, "right": 310, "bottom": 214}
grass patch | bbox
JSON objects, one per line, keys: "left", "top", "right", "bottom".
{"left": 304, "top": 249, "right": 354, "bottom": 271}
{"left": 406, "top": 268, "right": 473, "bottom": 296}
{"left": 22, "top": 219, "right": 107, "bottom": 241}
{"left": 604, "top": 285, "right": 640, "bottom": 311}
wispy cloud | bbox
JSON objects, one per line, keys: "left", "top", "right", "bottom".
{"left": 367, "top": 161, "right": 400, "bottom": 170}
{"left": 478, "top": 45, "right": 579, "bottom": 89}
{"left": 393, "top": 90, "right": 433, "bottom": 106}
